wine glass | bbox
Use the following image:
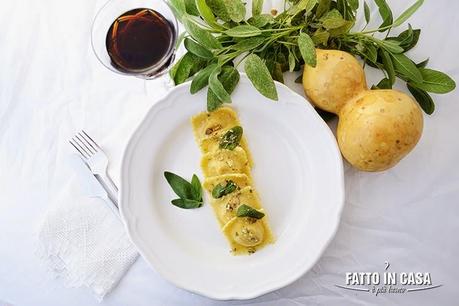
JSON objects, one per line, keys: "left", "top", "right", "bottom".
{"left": 91, "top": 0, "right": 178, "bottom": 79}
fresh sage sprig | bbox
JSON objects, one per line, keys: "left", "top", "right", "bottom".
{"left": 334, "top": 0, "right": 455, "bottom": 114}
{"left": 164, "top": 171, "right": 203, "bottom": 209}
{"left": 236, "top": 204, "right": 265, "bottom": 219}
{"left": 219, "top": 126, "right": 243, "bottom": 150}
{"left": 169, "top": 0, "right": 455, "bottom": 114}
{"left": 212, "top": 180, "right": 238, "bottom": 198}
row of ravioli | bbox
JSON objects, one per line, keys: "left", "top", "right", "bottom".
{"left": 191, "top": 107, "right": 273, "bottom": 255}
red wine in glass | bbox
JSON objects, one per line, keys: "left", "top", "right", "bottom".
{"left": 105, "top": 8, "right": 175, "bottom": 75}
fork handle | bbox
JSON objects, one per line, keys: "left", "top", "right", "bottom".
{"left": 97, "top": 173, "right": 119, "bottom": 209}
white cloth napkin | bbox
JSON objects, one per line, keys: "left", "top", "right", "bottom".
{"left": 37, "top": 153, "right": 138, "bottom": 301}
{"left": 38, "top": 196, "right": 138, "bottom": 300}
{"left": 36, "top": 91, "right": 166, "bottom": 301}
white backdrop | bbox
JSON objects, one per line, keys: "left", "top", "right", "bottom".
{"left": 1, "top": 0, "right": 458, "bottom": 305}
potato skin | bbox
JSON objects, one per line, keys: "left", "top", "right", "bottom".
{"left": 303, "top": 49, "right": 367, "bottom": 114}
{"left": 337, "top": 90, "right": 423, "bottom": 171}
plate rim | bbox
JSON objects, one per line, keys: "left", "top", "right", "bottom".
{"left": 119, "top": 74, "right": 345, "bottom": 300}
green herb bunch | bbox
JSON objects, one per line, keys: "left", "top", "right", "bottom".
{"left": 168, "top": 0, "right": 455, "bottom": 114}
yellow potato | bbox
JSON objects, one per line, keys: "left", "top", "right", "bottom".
{"left": 303, "top": 49, "right": 425, "bottom": 172}
{"left": 337, "top": 90, "right": 423, "bottom": 171}
{"left": 303, "top": 49, "right": 367, "bottom": 114}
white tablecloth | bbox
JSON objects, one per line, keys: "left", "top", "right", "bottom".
{"left": 1, "top": 0, "right": 458, "bottom": 305}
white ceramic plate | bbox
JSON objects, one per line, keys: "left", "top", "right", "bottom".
{"left": 120, "top": 75, "right": 344, "bottom": 300}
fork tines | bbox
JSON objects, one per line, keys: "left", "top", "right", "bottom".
{"left": 69, "top": 130, "right": 100, "bottom": 159}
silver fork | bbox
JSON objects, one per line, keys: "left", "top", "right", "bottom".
{"left": 69, "top": 130, "right": 119, "bottom": 214}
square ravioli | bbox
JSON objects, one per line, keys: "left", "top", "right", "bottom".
{"left": 191, "top": 107, "right": 240, "bottom": 143}
{"left": 203, "top": 173, "right": 252, "bottom": 194}
{"left": 201, "top": 147, "right": 250, "bottom": 177}
{"left": 222, "top": 216, "right": 274, "bottom": 255}
{"left": 191, "top": 107, "right": 253, "bottom": 165}
{"left": 211, "top": 186, "right": 261, "bottom": 225}
{"left": 191, "top": 106, "right": 274, "bottom": 255}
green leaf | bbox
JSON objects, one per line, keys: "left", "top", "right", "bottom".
{"left": 190, "top": 63, "right": 217, "bottom": 94}
{"left": 190, "top": 58, "right": 207, "bottom": 77}
{"left": 207, "top": 66, "right": 240, "bottom": 111}
{"left": 184, "top": 38, "right": 214, "bottom": 59}
{"left": 312, "top": 29, "right": 330, "bottom": 45}
{"left": 225, "top": 0, "right": 246, "bottom": 22}
{"left": 348, "top": 0, "right": 359, "bottom": 11}
{"left": 267, "top": 61, "right": 284, "bottom": 83}
{"left": 244, "top": 54, "right": 278, "bottom": 100}
{"left": 373, "top": 0, "right": 393, "bottom": 31}
{"left": 224, "top": 25, "right": 262, "bottom": 37}
{"left": 398, "top": 28, "right": 420, "bottom": 51}
{"left": 365, "top": 44, "right": 378, "bottom": 63}
{"left": 185, "top": 0, "right": 200, "bottom": 15}
{"left": 209, "top": 66, "right": 232, "bottom": 103}
{"left": 337, "top": 0, "right": 357, "bottom": 21}
{"left": 191, "top": 174, "right": 202, "bottom": 201}
{"left": 207, "top": 90, "right": 224, "bottom": 111}
{"left": 220, "top": 126, "right": 243, "bottom": 150}
{"left": 321, "top": 9, "right": 347, "bottom": 29}
{"left": 323, "top": 18, "right": 347, "bottom": 30}
{"left": 304, "top": 0, "right": 320, "bottom": 13}
{"left": 392, "top": 0, "right": 424, "bottom": 28}
{"left": 252, "top": 0, "right": 264, "bottom": 16}
{"left": 387, "top": 25, "right": 420, "bottom": 52}
{"left": 411, "top": 68, "right": 456, "bottom": 94}
{"left": 275, "top": 52, "right": 287, "bottom": 70}
{"left": 171, "top": 52, "right": 206, "bottom": 85}
{"left": 206, "top": 0, "right": 246, "bottom": 22}
{"left": 248, "top": 14, "right": 273, "bottom": 27}
{"left": 212, "top": 180, "right": 238, "bottom": 198}
{"left": 221, "top": 66, "right": 240, "bottom": 89}
{"left": 364, "top": 1, "right": 371, "bottom": 24}
{"left": 380, "top": 50, "right": 395, "bottom": 84}
{"left": 380, "top": 40, "right": 404, "bottom": 53}
{"left": 298, "top": 33, "right": 317, "bottom": 67}
{"left": 328, "top": 20, "right": 354, "bottom": 37}
{"left": 391, "top": 53, "right": 423, "bottom": 83}
{"left": 169, "top": 0, "right": 186, "bottom": 20}
{"left": 171, "top": 198, "right": 203, "bottom": 209}
{"left": 375, "top": 78, "right": 392, "bottom": 89}
{"left": 289, "top": 0, "right": 318, "bottom": 15}
{"left": 164, "top": 171, "right": 197, "bottom": 200}
{"left": 231, "top": 37, "right": 266, "bottom": 52}
{"left": 288, "top": 52, "right": 296, "bottom": 72}
{"left": 183, "top": 18, "right": 221, "bottom": 49}
{"left": 236, "top": 204, "right": 265, "bottom": 219}
{"left": 316, "top": 0, "right": 331, "bottom": 19}
{"left": 206, "top": 0, "right": 230, "bottom": 21}
{"left": 416, "top": 58, "right": 429, "bottom": 68}
{"left": 336, "top": 0, "right": 346, "bottom": 20}
{"left": 407, "top": 83, "right": 435, "bottom": 114}
{"left": 169, "top": 56, "right": 182, "bottom": 82}
{"left": 196, "top": 0, "right": 224, "bottom": 30}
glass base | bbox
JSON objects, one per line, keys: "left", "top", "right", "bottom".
{"left": 144, "top": 73, "right": 174, "bottom": 101}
